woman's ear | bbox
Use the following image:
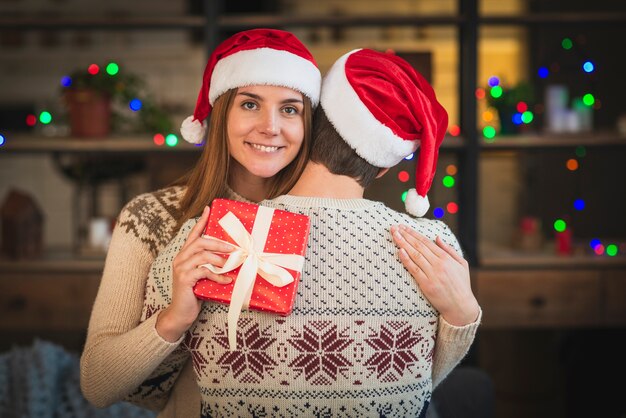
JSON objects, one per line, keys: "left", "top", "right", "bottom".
{"left": 375, "top": 167, "right": 390, "bottom": 179}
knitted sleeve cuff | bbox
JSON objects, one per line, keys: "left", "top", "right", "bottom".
{"left": 437, "top": 307, "right": 482, "bottom": 342}
{"left": 144, "top": 313, "right": 186, "bottom": 348}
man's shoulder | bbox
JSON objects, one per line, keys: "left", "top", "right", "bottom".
{"left": 379, "top": 205, "right": 455, "bottom": 239}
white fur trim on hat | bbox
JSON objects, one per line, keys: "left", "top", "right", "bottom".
{"left": 209, "top": 48, "right": 321, "bottom": 107}
{"left": 405, "top": 188, "right": 430, "bottom": 217}
{"left": 320, "top": 49, "right": 417, "bottom": 168}
{"left": 180, "top": 116, "right": 207, "bottom": 144}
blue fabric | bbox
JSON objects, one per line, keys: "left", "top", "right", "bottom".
{"left": 0, "top": 339, "right": 156, "bottom": 418}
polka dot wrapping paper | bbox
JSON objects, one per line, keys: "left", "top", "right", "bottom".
{"left": 193, "top": 198, "right": 310, "bottom": 316}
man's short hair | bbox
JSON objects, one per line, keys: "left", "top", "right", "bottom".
{"left": 309, "top": 107, "right": 381, "bottom": 188}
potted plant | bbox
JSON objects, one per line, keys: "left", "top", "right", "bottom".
{"left": 62, "top": 63, "right": 172, "bottom": 138}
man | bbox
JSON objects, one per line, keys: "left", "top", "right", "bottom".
{"left": 257, "top": 48, "right": 481, "bottom": 417}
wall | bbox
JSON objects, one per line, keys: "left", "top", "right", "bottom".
{"left": 1, "top": 0, "right": 528, "bottom": 250}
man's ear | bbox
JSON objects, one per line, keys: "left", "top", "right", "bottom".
{"left": 375, "top": 167, "right": 390, "bottom": 179}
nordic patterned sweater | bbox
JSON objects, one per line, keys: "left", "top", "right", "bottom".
{"left": 141, "top": 194, "right": 481, "bottom": 418}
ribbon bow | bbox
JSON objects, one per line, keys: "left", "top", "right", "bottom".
{"left": 202, "top": 206, "right": 304, "bottom": 350}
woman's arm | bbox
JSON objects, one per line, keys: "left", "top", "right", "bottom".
{"left": 81, "top": 201, "right": 234, "bottom": 409}
{"left": 391, "top": 223, "right": 481, "bottom": 387}
{"left": 80, "top": 202, "right": 184, "bottom": 408}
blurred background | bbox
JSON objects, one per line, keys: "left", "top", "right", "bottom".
{"left": 1, "top": 0, "right": 625, "bottom": 417}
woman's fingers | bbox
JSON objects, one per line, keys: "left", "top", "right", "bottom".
{"left": 398, "top": 248, "right": 428, "bottom": 284}
{"left": 176, "top": 250, "right": 229, "bottom": 275}
{"left": 392, "top": 227, "right": 434, "bottom": 275}
{"left": 398, "top": 224, "right": 446, "bottom": 260}
{"left": 198, "top": 269, "right": 233, "bottom": 285}
{"left": 435, "top": 236, "right": 467, "bottom": 266}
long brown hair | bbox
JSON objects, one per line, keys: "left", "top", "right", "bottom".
{"left": 176, "top": 88, "right": 313, "bottom": 228}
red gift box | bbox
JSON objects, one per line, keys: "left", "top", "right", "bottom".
{"left": 193, "top": 198, "right": 310, "bottom": 349}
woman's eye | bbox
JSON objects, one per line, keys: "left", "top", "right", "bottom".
{"left": 242, "top": 101, "right": 257, "bottom": 110}
{"left": 283, "top": 106, "right": 299, "bottom": 115}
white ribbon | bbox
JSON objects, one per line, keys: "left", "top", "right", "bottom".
{"left": 201, "top": 206, "right": 305, "bottom": 350}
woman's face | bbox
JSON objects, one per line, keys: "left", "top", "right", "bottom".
{"left": 227, "top": 85, "right": 305, "bottom": 180}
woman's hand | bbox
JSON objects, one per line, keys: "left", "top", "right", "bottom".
{"left": 391, "top": 224, "right": 480, "bottom": 327}
{"left": 156, "top": 206, "right": 235, "bottom": 342}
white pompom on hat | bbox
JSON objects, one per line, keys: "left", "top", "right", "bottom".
{"left": 320, "top": 49, "right": 449, "bottom": 217}
{"left": 181, "top": 28, "right": 322, "bottom": 144}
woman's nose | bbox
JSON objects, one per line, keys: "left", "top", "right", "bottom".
{"left": 259, "top": 110, "right": 280, "bottom": 136}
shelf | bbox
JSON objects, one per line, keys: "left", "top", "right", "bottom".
{"left": 218, "top": 14, "right": 464, "bottom": 30}
{"left": 480, "top": 131, "right": 626, "bottom": 150}
{"left": 0, "top": 134, "right": 201, "bottom": 154}
{"left": 479, "top": 12, "right": 626, "bottom": 26}
{"left": 0, "top": 133, "right": 464, "bottom": 153}
{"left": 5, "top": 12, "right": 625, "bottom": 32}
{"left": 480, "top": 249, "right": 626, "bottom": 269}
{"left": 0, "top": 247, "right": 104, "bottom": 274}
{"left": 0, "top": 16, "right": 206, "bottom": 30}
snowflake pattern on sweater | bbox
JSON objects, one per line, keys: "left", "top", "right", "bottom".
{"left": 144, "top": 196, "right": 465, "bottom": 417}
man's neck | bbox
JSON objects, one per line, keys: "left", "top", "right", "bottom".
{"left": 288, "top": 162, "right": 365, "bottom": 199}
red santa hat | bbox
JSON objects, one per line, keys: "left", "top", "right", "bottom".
{"left": 321, "top": 49, "right": 449, "bottom": 217}
{"left": 181, "top": 28, "right": 321, "bottom": 144}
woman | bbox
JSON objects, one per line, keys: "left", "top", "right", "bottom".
{"left": 79, "top": 28, "right": 321, "bottom": 416}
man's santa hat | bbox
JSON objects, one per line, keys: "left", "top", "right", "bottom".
{"left": 321, "top": 49, "right": 449, "bottom": 217}
{"left": 181, "top": 28, "right": 321, "bottom": 144}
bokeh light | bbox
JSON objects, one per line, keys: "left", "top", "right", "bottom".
{"left": 490, "top": 86, "right": 503, "bottom": 99}
{"left": 442, "top": 175, "right": 455, "bottom": 188}
{"left": 129, "top": 99, "right": 142, "bottom": 111}
{"left": 582, "top": 61, "right": 595, "bottom": 73}
{"left": 583, "top": 93, "right": 595, "bottom": 106}
{"left": 446, "top": 202, "right": 459, "bottom": 214}
{"left": 39, "top": 111, "right": 52, "bottom": 124}
{"left": 488, "top": 76, "right": 500, "bottom": 87}
{"left": 483, "top": 110, "right": 494, "bottom": 122}
{"left": 401, "top": 190, "right": 408, "bottom": 203}
{"left": 554, "top": 219, "right": 567, "bottom": 232}
{"left": 61, "top": 76, "right": 72, "bottom": 87}
{"left": 521, "top": 111, "right": 534, "bottom": 124}
{"left": 483, "top": 126, "right": 496, "bottom": 139}
{"left": 433, "top": 207, "right": 445, "bottom": 219}
{"left": 165, "top": 134, "right": 178, "bottom": 147}
{"left": 566, "top": 159, "right": 579, "bottom": 171}
{"left": 606, "top": 244, "right": 618, "bottom": 257}
{"left": 404, "top": 153, "right": 414, "bottom": 161}
{"left": 0, "top": 134, "right": 5, "bottom": 146}
{"left": 446, "top": 164, "right": 457, "bottom": 176}
{"left": 562, "top": 37, "right": 573, "bottom": 50}
{"left": 594, "top": 244, "right": 605, "bottom": 255}
{"left": 589, "top": 238, "right": 601, "bottom": 249}
{"left": 575, "top": 146, "right": 586, "bottom": 158}
{"left": 574, "top": 199, "right": 585, "bottom": 211}
{"left": 538, "top": 67, "right": 549, "bottom": 78}
{"left": 475, "top": 88, "right": 485, "bottom": 99}
{"left": 25, "top": 114, "right": 37, "bottom": 126}
{"left": 398, "top": 171, "right": 410, "bottom": 182}
{"left": 516, "top": 102, "right": 528, "bottom": 113}
{"left": 449, "top": 125, "right": 461, "bottom": 136}
{"left": 87, "top": 64, "right": 99, "bottom": 75}
{"left": 153, "top": 134, "right": 165, "bottom": 146}
{"left": 106, "top": 62, "right": 119, "bottom": 76}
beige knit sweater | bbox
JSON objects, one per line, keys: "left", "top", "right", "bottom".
{"left": 135, "top": 195, "right": 480, "bottom": 417}
{"left": 81, "top": 187, "right": 480, "bottom": 417}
